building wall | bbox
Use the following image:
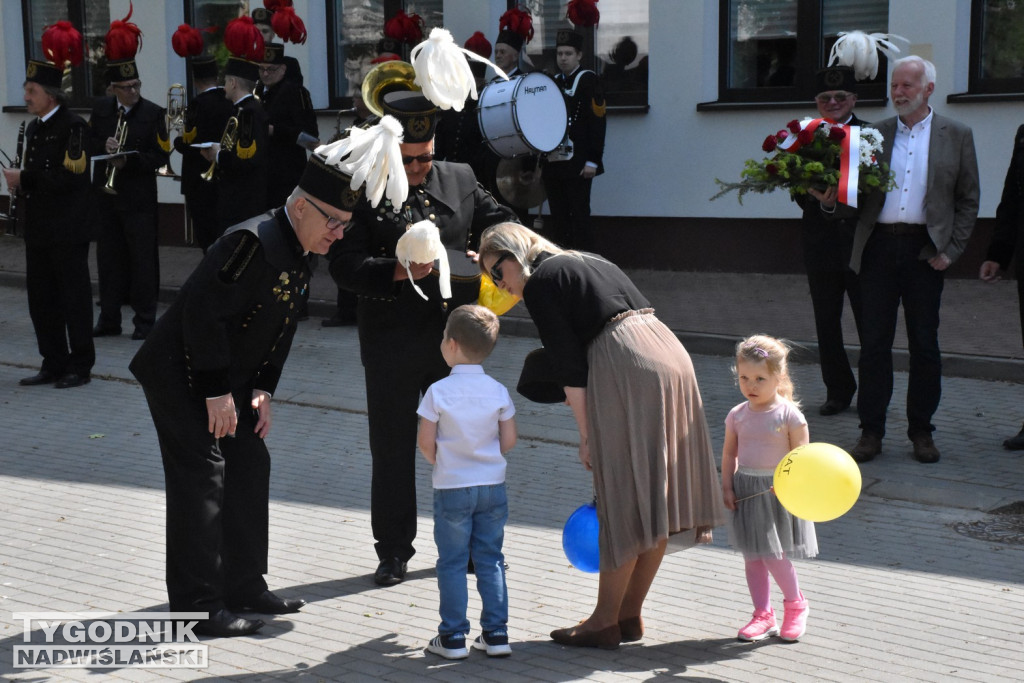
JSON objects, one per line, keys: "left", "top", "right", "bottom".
{"left": 0, "top": 0, "right": 1019, "bottom": 273}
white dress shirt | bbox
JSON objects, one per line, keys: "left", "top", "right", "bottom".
{"left": 877, "top": 108, "right": 933, "bottom": 225}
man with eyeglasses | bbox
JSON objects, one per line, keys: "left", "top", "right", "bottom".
{"left": 328, "top": 90, "right": 517, "bottom": 587}
{"left": 88, "top": 34, "right": 168, "bottom": 342}
{"left": 130, "top": 152, "right": 367, "bottom": 637}
{"left": 793, "top": 65, "right": 866, "bottom": 418}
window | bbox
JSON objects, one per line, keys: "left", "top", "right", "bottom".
{"left": 187, "top": 0, "right": 247, "bottom": 82}
{"left": 326, "top": 0, "right": 444, "bottom": 109}
{"left": 22, "top": 0, "right": 111, "bottom": 106}
{"left": 715, "top": 0, "right": 889, "bottom": 104}
{"left": 515, "top": 0, "right": 649, "bottom": 108}
{"left": 968, "top": 0, "right": 1024, "bottom": 94}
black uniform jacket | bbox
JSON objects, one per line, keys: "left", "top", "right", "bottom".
{"left": 991, "top": 124, "right": 1024, "bottom": 278}
{"left": 258, "top": 79, "right": 317, "bottom": 206}
{"left": 19, "top": 107, "right": 91, "bottom": 247}
{"left": 328, "top": 161, "right": 517, "bottom": 363}
{"left": 130, "top": 209, "right": 309, "bottom": 402}
{"left": 216, "top": 95, "right": 270, "bottom": 227}
{"left": 173, "top": 86, "right": 234, "bottom": 197}
{"left": 545, "top": 67, "right": 606, "bottom": 178}
{"left": 88, "top": 96, "right": 168, "bottom": 211}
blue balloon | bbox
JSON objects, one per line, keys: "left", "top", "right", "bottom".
{"left": 562, "top": 502, "right": 600, "bottom": 573}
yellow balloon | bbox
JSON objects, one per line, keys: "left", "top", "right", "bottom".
{"left": 478, "top": 273, "right": 520, "bottom": 316}
{"left": 773, "top": 442, "right": 862, "bottom": 522}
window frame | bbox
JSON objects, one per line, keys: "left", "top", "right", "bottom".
{"left": 965, "top": 0, "right": 1024, "bottom": 96}
{"left": 19, "top": 0, "right": 107, "bottom": 109}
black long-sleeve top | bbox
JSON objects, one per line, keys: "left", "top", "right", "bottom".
{"left": 523, "top": 251, "right": 650, "bottom": 388}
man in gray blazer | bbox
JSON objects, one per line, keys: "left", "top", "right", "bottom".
{"left": 848, "top": 56, "right": 980, "bottom": 465}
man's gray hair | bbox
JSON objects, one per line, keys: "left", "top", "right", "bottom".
{"left": 892, "top": 55, "right": 936, "bottom": 87}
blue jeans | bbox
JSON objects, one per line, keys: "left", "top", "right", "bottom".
{"left": 433, "top": 484, "right": 508, "bottom": 636}
{"left": 857, "top": 230, "right": 944, "bottom": 438}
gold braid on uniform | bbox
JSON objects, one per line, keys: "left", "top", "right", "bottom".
{"left": 591, "top": 97, "right": 606, "bottom": 117}
{"left": 235, "top": 109, "right": 257, "bottom": 160}
{"left": 218, "top": 232, "right": 261, "bottom": 283}
{"left": 63, "top": 125, "right": 87, "bottom": 174}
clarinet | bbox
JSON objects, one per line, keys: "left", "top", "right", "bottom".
{"left": 4, "top": 120, "right": 25, "bottom": 236}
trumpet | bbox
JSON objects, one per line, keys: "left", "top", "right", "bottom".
{"left": 157, "top": 83, "right": 185, "bottom": 179}
{"left": 3, "top": 120, "right": 25, "bottom": 236}
{"left": 200, "top": 115, "right": 239, "bottom": 182}
{"left": 102, "top": 109, "right": 129, "bottom": 195}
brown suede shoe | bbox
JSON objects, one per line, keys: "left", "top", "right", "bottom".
{"left": 911, "top": 434, "right": 941, "bottom": 463}
{"left": 850, "top": 433, "right": 882, "bottom": 463}
{"left": 550, "top": 623, "right": 620, "bottom": 650}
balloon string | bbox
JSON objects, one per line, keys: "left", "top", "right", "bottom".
{"left": 734, "top": 489, "right": 773, "bottom": 503}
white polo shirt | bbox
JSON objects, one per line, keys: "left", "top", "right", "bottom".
{"left": 417, "top": 365, "right": 516, "bottom": 489}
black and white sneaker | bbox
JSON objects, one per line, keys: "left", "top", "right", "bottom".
{"left": 472, "top": 629, "right": 512, "bottom": 657}
{"left": 427, "top": 633, "right": 469, "bottom": 660}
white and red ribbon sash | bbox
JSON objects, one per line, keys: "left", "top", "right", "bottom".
{"left": 777, "top": 117, "right": 861, "bottom": 208}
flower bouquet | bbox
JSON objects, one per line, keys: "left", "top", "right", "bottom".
{"left": 711, "top": 118, "right": 894, "bottom": 207}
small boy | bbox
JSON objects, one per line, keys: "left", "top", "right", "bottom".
{"left": 417, "top": 305, "right": 517, "bottom": 659}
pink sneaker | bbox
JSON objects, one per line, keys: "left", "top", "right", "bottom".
{"left": 779, "top": 596, "right": 809, "bottom": 641}
{"left": 737, "top": 608, "right": 779, "bottom": 642}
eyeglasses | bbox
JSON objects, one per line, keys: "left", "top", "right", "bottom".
{"left": 258, "top": 65, "right": 284, "bottom": 73}
{"left": 305, "top": 198, "right": 352, "bottom": 233}
{"left": 815, "top": 92, "right": 851, "bottom": 104}
{"left": 112, "top": 82, "right": 141, "bottom": 92}
{"left": 489, "top": 252, "right": 512, "bottom": 284}
{"left": 402, "top": 153, "right": 434, "bottom": 165}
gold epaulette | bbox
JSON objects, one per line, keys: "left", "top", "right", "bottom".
{"left": 64, "top": 126, "right": 87, "bottom": 174}
{"left": 592, "top": 98, "right": 607, "bottom": 118}
{"left": 63, "top": 151, "right": 87, "bottom": 174}
{"left": 235, "top": 139, "right": 257, "bottom": 160}
{"left": 157, "top": 133, "right": 172, "bottom": 153}
{"left": 182, "top": 125, "right": 197, "bottom": 144}
{"left": 219, "top": 232, "right": 261, "bottom": 283}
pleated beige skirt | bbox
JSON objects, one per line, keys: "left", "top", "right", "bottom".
{"left": 587, "top": 310, "right": 726, "bottom": 571}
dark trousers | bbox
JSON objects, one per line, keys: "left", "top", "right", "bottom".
{"left": 96, "top": 207, "right": 159, "bottom": 332}
{"left": 185, "top": 185, "right": 222, "bottom": 252}
{"left": 25, "top": 241, "right": 95, "bottom": 376}
{"left": 857, "top": 231, "right": 944, "bottom": 439}
{"left": 806, "top": 267, "right": 862, "bottom": 403}
{"left": 144, "top": 386, "right": 270, "bottom": 612}
{"left": 363, "top": 349, "right": 450, "bottom": 563}
{"left": 543, "top": 168, "right": 593, "bottom": 250}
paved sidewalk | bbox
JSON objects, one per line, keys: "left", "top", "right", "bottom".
{"left": 0, "top": 279, "right": 1023, "bottom": 681}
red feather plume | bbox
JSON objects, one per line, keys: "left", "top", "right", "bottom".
{"left": 224, "top": 16, "right": 265, "bottom": 61}
{"left": 499, "top": 8, "right": 534, "bottom": 43}
{"left": 384, "top": 10, "right": 423, "bottom": 45}
{"left": 463, "top": 31, "right": 492, "bottom": 59}
{"left": 264, "top": 0, "right": 292, "bottom": 11}
{"left": 271, "top": 6, "right": 307, "bottom": 44}
{"left": 171, "top": 24, "right": 204, "bottom": 58}
{"left": 567, "top": 0, "right": 600, "bottom": 28}
{"left": 41, "top": 21, "right": 84, "bottom": 69}
{"left": 105, "top": 1, "right": 143, "bottom": 61}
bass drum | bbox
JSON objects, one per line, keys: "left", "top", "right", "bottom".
{"left": 477, "top": 72, "right": 567, "bottom": 158}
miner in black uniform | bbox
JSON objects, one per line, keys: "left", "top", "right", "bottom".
{"left": 795, "top": 65, "right": 866, "bottom": 417}
{"left": 252, "top": 7, "right": 304, "bottom": 85}
{"left": 3, "top": 57, "right": 94, "bottom": 389}
{"left": 257, "top": 43, "right": 318, "bottom": 209}
{"left": 328, "top": 91, "right": 517, "bottom": 586}
{"left": 130, "top": 153, "right": 365, "bottom": 638}
{"left": 981, "top": 124, "right": 1024, "bottom": 450}
{"left": 89, "top": 51, "right": 168, "bottom": 341}
{"left": 200, "top": 55, "right": 270, "bottom": 235}
{"left": 173, "top": 55, "right": 234, "bottom": 252}
{"left": 541, "top": 29, "right": 606, "bottom": 250}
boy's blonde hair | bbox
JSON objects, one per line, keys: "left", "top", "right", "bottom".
{"left": 734, "top": 334, "right": 799, "bottom": 405}
{"left": 445, "top": 304, "right": 500, "bottom": 363}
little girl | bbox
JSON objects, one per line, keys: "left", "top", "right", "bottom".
{"left": 721, "top": 335, "right": 817, "bottom": 642}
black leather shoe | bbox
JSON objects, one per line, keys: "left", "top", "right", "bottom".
{"left": 321, "top": 313, "right": 357, "bottom": 328}
{"left": 19, "top": 371, "right": 58, "bottom": 386}
{"left": 911, "top": 434, "right": 941, "bottom": 464}
{"left": 1003, "top": 425, "right": 1024, "bottom": 451}
{"left": 92, "top": 324, "right": 121, "bottom": 337}
{"left": 819, "top": 399, "right": 851, "bottom": 416}
{"left": 374, "top": 557, "right": 407, "bottom": 586}
{"left": 851, "top": 432, "right": 882, "bottom": 463}
{"left": 228, "top": 590, "right": 306, "bottom": 614}
{"left": 193, "top": 608, "right": 264, "bottom": 637}
{"left": 54, "top": 373, "right": 90, "bottom": 389}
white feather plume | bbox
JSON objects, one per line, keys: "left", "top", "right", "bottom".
{"left": 410, "top": 27, "right": 509, "bottom": 111}
{"left": 314, "top": 115, "right": 407, "bottom": 208}
{"left": 829, "top": 31, "right": 908, "bottom": 81}
{"left": 395, "top": 220, "right": 449, "bottom": 300}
